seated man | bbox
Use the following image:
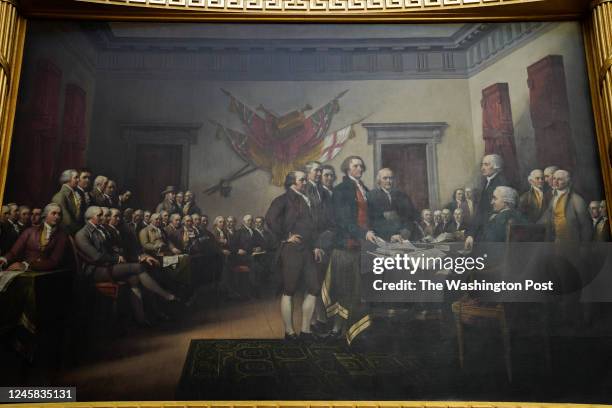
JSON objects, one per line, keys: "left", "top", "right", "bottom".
{"left": 212, "top": 216, "right": 231, "bottom": 255}
{"left": 164, "top": 213, "right": 182, "bottom": 249}
{"left": 465, "top": 186, "right": 527, "bottom": 249}
{"left": 17, "top": 206, "right": 31, "bottom": 231}
{"left": 433, "top": 210, "right": 443, "bottom": 236}
{"left": 448, "top": 208, "right": 467, "bottom": 237}
{"left": 190, "top": 214, "right": 224, "bottom": 286}
{"left": 417, "top": 209, "right": 435, "bottom": 240}
{"left": 140, "top": 213, "right": 182, "bottom": 257}
{"left": 1, "top": 203, "right": 21, "bottom": 253}
{"left": 106, "top": 208, "right": 144, "bottom": 261}
{"left": 253, "top": 216, "right": 276, "bottom": 281}
{"left": 75, "top": 206, "right": 177, "bottom": 324}
{"left": 30, "top": 208, "right": 42, "bottom": 227}
{"left": 175, "top": 215, "right": 201, "bottom": 254}
{"left": 0, "top": 203, "right": 68, "bottom": 271}
{"left": 439, "top": 209, "right": 453, "bottom": 233}
{"left": 128, "top": 209, "right": 145, "bottom": 236}
{"left": 367, "top": 168, "right": 418, "bottom": 242}
{"left": 231, "top": 214, "right": 264, "bottom": 294}
{"left": 139, "top": 212, "right": 191, "bottom": 292}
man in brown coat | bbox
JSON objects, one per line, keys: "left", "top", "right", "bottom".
{"left": 51, "top": 169, "right": 82, "bottom": 235}
{"left": 265, "top": 170, "right": 324, "bottom": 340}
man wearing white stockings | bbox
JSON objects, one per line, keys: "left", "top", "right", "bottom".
{"left": 265, "top": 171, "right": 325, "bottom": 341}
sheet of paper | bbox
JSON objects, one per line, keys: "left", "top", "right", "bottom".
{"left": 0, "top": 270, "right": 25, "bottom": 292}
{"left": 162, "top": 255, "right": 179, "bottom": 268}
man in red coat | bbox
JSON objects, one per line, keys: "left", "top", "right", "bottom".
{"left": 0, "top": 203, "right": 68, "bottom": 271}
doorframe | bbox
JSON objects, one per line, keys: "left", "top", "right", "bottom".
{"left": 120, "top": 122, "right": 201, "bottom": 192}
{"left": 363, "top": 122, "right": 447, "bottom": 208}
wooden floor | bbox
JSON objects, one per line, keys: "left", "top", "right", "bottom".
{"left": 57, "top": 286, "right": 305, "bottom": 401}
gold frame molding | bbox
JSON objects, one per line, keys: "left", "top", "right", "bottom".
{"left": 2, "top": 402, "right": 612, "bottom": 408}
{"left": 1, "top": 0, "right": 612, "bottom": 407}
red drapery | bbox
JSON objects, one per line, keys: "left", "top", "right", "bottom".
{"left": 481, "top": 82, "right": 519, "bottom": 187}
{"left": 60, "top": 83, "right": 87, "bottom": 170}
{"left": 527, "top": 55, "right": 576, "bottom": 173}
{"left": 7, "top": 60, "right": 62, "bottom": 206}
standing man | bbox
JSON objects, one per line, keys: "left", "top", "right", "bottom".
{"left": 265, "top": 171, "right": 325, "bottom": 340}
{"left": 468, "top": 154, "right": 509, "bottom": 240}
{"left": 182, "top": 191, "right": 201, "bottom": 216}
{"left": 539, "top": 170, "right": 592, "bottom": 242}
{"left": 76, "top": 169, "right": 92, "bottom": 222}
{"left": 103, "top": 180, "right": 118, "bottom": 208}
{"left": 595, "top": 200, "right": 611, "bottom": 241}
{"left": 51, "top": 169, "right": 82, "bottom": 235}
{"left": 367, "top": 167, "right": 417, "bottom": 241}
{"left": 589, "top": 201, "right": 601, "bottom": 229}
{"left": 519, "top": 169, "right": 549, "bottom": 223}
{"left": 321, "top": 164, "right": 336, "bottom": 199}
{"left": 543, "top": 165, "right": 559, "bottom": 193}
{"left": 304, "top": 161, "right": 325, "bottom": 224}
{"left": 90, "top": 175, "right": 108, "bottom": 207}
{"left": 323, "top": 155, "right": 377, "bottom": 344}
{"left": 303, "top": 161, "right": 332, "bottom": 334}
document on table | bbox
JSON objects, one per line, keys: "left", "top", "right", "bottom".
{"left": 162, "top": 255, "right": 179, "bottom": 268}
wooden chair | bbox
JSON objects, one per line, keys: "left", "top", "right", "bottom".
{"left": 451, "top": 222, "right": 548, "bottom": 382}
{"left": 68, "top": 236, "right": 128, "bottom": 334}
{"left": 232, "top": 263, "right": 253, "bottom": 298}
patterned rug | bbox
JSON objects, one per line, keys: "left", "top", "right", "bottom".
{"left": 176, "top": 338, "right": 435, "bottom": 400}
{"left": 176, "top": 324, "right": 612, "bottom": 402}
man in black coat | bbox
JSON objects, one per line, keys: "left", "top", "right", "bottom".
{"left": 1, "top": 203, "right": 21, "bottom": 254}
{"left": 230, "top": 214, "right": 264, "bottom": 293}
{"left": 265, "top": 170, "right": 325, "bottom": 340}
{"left": 303, "top": 161, "right": 335, "bottom": 333}
{"left": 367, "top": 168, "right": 417, "bottom": 242}
{"left": 324, "top": 155, "right": 378, "bottom": 345}
{"left": 469, "top": 154, "right": 511, "bottom": 239}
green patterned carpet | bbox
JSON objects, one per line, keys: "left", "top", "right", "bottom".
{"left": 176, "top": 328, "right": 612, "bottom": 402}
{"left": 176, "top": 338, "right": 435, "bottom": 400}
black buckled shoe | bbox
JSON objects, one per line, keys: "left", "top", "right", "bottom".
{"left": 284, "top": 332, "right": 299, "bottom": 341}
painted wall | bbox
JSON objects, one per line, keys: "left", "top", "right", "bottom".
{"left": 8, "top": 21, "right": 601, "bottom": 220}
{"left": 89, "top": 78, "right": 473, "bottom": 218}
